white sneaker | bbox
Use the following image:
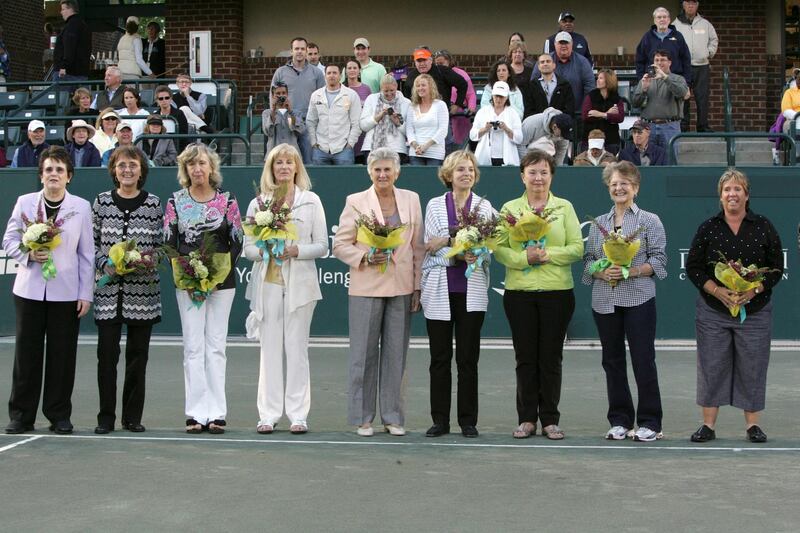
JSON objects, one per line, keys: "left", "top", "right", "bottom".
{"left": 356, "top": 425, "right": 374, "bottom": 437}
{"left": 633, "top": 427, "right": 663, "bottom": 442}
{"left": 605, "top": 425, "right": 633, "bottom": 440}
{"left": 384, "top": 424, "right": 406, "bottom": 436}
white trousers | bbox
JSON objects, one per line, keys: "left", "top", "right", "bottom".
{"left": 256, "top": 282, "right": 316, "bottom": 427}
{"left": 176, "top": 288, "right": 235, "bottom": 425}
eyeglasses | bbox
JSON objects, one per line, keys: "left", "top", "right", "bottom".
{"left": 157, "top": 96, "right": 171, "bottom": 101}
{"left": 115, "top": 163, "right": 140, "bottom": 170}
{"left": 102, "top": 117, "right": 119, "bottom": 121}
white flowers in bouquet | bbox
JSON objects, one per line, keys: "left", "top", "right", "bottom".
{"left": 189, "top": 257, "right": 209, "bottom": 279}
{"left": 455, "top": 226, "right": 481, "bottom": 245}
{"left": 22, "top": 223, "right": 49, "bottom": 246}
{"left": 124, "top": 249, "right": 142, "bottom": 263}
{"left": 254, "top": 210, "right": 274, "bottom": 227}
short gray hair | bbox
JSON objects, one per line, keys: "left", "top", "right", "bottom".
{"left": 367, "top": 147, "right": 400, "bottom": 172}
{"left": 653, "top": 7, "right": 670, "bottom": 18}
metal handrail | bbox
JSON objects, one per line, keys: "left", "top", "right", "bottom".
{"left": 667, "top": 132, "right": 796, "bottom": 166}
{"left": 136, "top": 133, "right": 251, "bottom": 165}
{"left": 722, "top": 68, "right": 734, "bottom": 163}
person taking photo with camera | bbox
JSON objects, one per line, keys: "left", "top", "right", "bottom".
{"left": 470, "top": 81, "right": 522, "bottom": 166}
{"left": 360, "top": 74, "right": 411, "bottom": 164}
{"left": 262, "top": 82, "right": 305, "bottom": 156}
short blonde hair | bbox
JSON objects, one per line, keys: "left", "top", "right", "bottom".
{"left": 177, "top": 143, "right": 223, "bottom": 189}
{"left": 411, "top": 74, "right": 440, "bottom": 105}
{"left": 438, "top": 150, "right": 480, "bottom": 189}
{"left": 95, "top": 107, "right": 120, "bottom": 130}
{"left": 379, "top": 73, "right": 398, "bottom": 88}
{"left": 507, "top": 41, "right": 528, "bottom": 59}
{"left": 260, "top": 143, "right": 311, "bottom": 194}
{"left": 71, "top": 87, "right": 91, "bottom": 106}
{"left": 602, "top": 161, "right": 641, "bottom": 187}
{"left": 717, "top": 168, "right": 750, "bottom": 210}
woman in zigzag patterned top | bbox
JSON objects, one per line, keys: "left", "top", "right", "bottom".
{"left": 92, "top": 145, "right": 163, "bottom": 435}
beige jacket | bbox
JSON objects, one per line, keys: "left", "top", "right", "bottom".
{"left": 673, "top": 14, "right": 718, "bottom": 66}
{"left": 306, "top": 85, "right": 362, "bottom": 154}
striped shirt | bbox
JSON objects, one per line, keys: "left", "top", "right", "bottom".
{"left": 582, "top": 203, "right": 667, "bottom": 314}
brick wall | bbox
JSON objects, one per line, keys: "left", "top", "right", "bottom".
{"left": 1, "top": 1, "right": 46, "bottom": 82}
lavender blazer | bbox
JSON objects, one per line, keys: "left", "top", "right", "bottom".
{"left": 2, "top": 190, "right": 95, "bottom": 302}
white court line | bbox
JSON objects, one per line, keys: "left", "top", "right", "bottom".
{"left": 1, "top": 433, "right": 798, "bottom": 453}
{"left": 0, "top": 435, "right": 43, "bottom": 453}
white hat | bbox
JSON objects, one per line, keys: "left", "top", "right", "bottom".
{"left": 588, "top": 138, "right": 605, "bottom": 150}
{"left": 491, "top": 81, "right": 510, "bottom": 98}
{"left": 555, "top": 31, "right": 573, "bottom": 44}
{"left": 66, "top": 119, "right": 96, "bottom": 142}
{"left": 28, "top": 120, "right": 46, "bottom": 132}
{"left": 126, "top": 16, "right": 139, "bottom": 25}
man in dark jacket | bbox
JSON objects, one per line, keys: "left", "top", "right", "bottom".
{"left": 53, "top": 0, "right": 91, "bottom": 81}
{"left": 402, "top": 48, "right": 467, "bottom": 112}
{"left": 545, "top": 12, "right": 592, "bottom": 65}
{"left": 10, "top": 120, "right": 50, "bottom": 168}
{"left": 635, "top": 6, "right": 692, "bottom": 85}
{"left": 524, "top": 53, "right": 575, "bottom": 118}
{"left": 142, "top": 21, "right": 166, "bottom": 79}
{"left": 618, "top": 120, "right": 667, "bottom": 166}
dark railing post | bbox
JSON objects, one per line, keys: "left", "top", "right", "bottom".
{"left": 723, "top": 68, "right": 735, "bottom": 166}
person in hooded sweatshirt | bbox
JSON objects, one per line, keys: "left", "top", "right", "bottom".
{"left": 519, "top": 108, "right": 573, "bottom": 165}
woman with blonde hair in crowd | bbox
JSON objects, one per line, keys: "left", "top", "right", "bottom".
{"left": 405, "top": 74, "right": 449, "bottom": 166}
{"left": 360, "top": 74, "right": 411, "bottom": 163}
{"left": 67, "top": 87, "right": 97, "bottom": 129}
{"left": 91, "top": 108, "right": 120, "bottom": 156}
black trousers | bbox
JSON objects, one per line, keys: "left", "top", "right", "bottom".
{"left": 503, "top": 289, "right": 575, "bottom": 426}
{"left": 682, "top": 64, "right": 711, "bottom": 131}
{"left": 593, "top": 298, "right": 662, "bottom": 431}
{"left": 425, "top": 293, "right": 485, "bottom": 427}
{"left": 96, "top": 322, "right": 153, "bottom": 427}
{"left": 9, "top": 296, "right": 81, "bottom": 425}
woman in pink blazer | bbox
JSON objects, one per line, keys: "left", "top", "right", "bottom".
{"left": 333, "top": 147, "right": 425, "bottom": 437}
{"left": 2, "top": 146, "right": 94, "bottom": 435}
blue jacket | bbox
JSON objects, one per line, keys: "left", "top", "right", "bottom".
{"left": 531, "top": 53, "right": 595, "bottom": 111}
{"left": 635, "top": 25, "right": 693, "bottom": 84}
{"left": 65, "top": 141, "right": 102, "bottom": 168}
{"left": 619, "top": 142, "right": 668, "bottom": 166}
{"left": 10, "top": 141, "right": 50, "bottom": 168}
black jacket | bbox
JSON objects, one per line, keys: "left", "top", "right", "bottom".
{"left": 403, "top": 65, "right": 468, "bottom": 108}
{"left": 53, "top": 14, "right": 91, "bottom": 76}
{"left": 141, "top": 37, "right": 166, "bottom": 78}
{"left": 618, "top": 143, "right": 668, "bottom": 166}
{"left": 524, "top": 77, "right": 575, "bottom": 118}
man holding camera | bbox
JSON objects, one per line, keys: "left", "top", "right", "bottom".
{"left": 632, "top": 49, "right": 689, "bottom": 151}
{"left": 261, "top": 82, "right": 304, "bottom": 155}
{"left": 306, "top": 64, "right": 362, "bottom": 165}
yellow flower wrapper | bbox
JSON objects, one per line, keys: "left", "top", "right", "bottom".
{"left": 356, "top": 225, "right": 406, "bottom": 274}
{"left": 108, "top": 241, "right": 137, "bottom": 276}
{"left": 714, "top": 262, "right": 760, "bottom": 319}
{"left": 243, "top": 221, "right": 298, "bottom": 243}
{"left": 602, "top": 239, "right": 641, "bottom": 268}
{"left": 25, "top": 234, "right": 62, "bottom": 252}
{"left": 171, "top": 253, "right": 231, "bottom": 293}
{"left": 507, "top": 211, "right": 551, "bottom": 243}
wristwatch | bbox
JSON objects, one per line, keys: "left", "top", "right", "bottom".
{"left": 754, "top": 286, "right": 761, "bottom": 294}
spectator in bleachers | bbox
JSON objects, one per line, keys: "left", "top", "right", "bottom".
{"left": 532, "top": 32, "right": 594, "bottom": 114}
{"left": 92, "top": 109, "right": 120, "bottom": 156}
{"left": 359, "top": 74, "right": 410, "bottom": 163}
{"left": 53, "top": 0, "right": 90, "bottom": 81}
{"left": 635, "top": 7, "right": 693, "bottom": 87}
{"left": 574, "top": 129, "right": 616, "bottom": 167}
{"left": 117, "top": 16, "right": 153, "bottom": 80}
{"left": 142, "top": 21, "right": 166, "bottom": 79}
{"left": 154, "top": 85, "right": 188, "bottom": 136}
{"left": 632, "top": 49, "right": 689, "bottom": 150}
{"left": 618, "top": 119, "right": 667, "bottom": 166}
{"left": 507, "top": 42, "right": 533, "bottom": 93}
{"left": 582, "top": 69, "right": 625, "bottom": 154}
{"left": 0, "top": 25, "right": 9, "bottom": 92}
{"left": 101, "top": 122, "right": 136, "bottom": 166}
{"left": 434, "top": 50, "right": 476, "bottom": 148}
{"left": 307, "top": 42, "right": 324, "bottom": 74}
{"left": 351, "top": 38, "right": 387, "bottom": 93}
{"left": 525, "top": 53, "right": 575, "bottom": 119}
{"left": 507, "top": 33, "right": 535, "bottom": 68}
{"left": 64, "top": 119, "right": 101, "bottom": 168}
{"left": 10, "top": 120, "right": 50, "bottom": 168}
{"left": 470, "top": 81, "right": 523, "bottom": 167}
{"left": 67, "top": 87, "right": 98, "bottom": 129}
{"left": 306, "top": 64, "right": 362, "bottom": 165}
{"left": 519, "top": 109, "right": 572, "bottom": 165}
{"left": 481, "top": 60, "right": 523, "bottom": 119}
{"left": 261, "top": 82, "right": 304, "bottom": 156}
{"left": 136, "top": 115, "right": 177, "bottom": 166}
{"left": 545, "top": 12, "right": 593, "bottom": 65}
{"left": 270, "top": 37, "right": 325, "bottom": 164}
{"left": 343, "top": 59, "right": 372, "bottom": 163}
{"left": 116, "top": 87, "right": 150, "bottom": 141}
{"left": 91, "top": 66, "right": 125, "bottom": 110}
{"left": 675, "top": 0, "right": 718, "bottom": 133}
{"left": 406, "top": 74, "right": 449, "bottom": 166}
{"left": 173, "top": 74, "right": 215, "bottom": 134}
{"left": 403, "top": 47, "right": 468, "bottom": 117}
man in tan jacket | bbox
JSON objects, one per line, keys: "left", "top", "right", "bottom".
{"left": 306, "top": 64, "right": 362, "bottom": 165}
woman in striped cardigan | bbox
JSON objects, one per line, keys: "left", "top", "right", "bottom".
{"left": 420, "top": 150, "right": 495, "bottom": 438}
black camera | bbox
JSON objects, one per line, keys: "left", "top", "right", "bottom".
{"left": 386, "top": 107, "right": 394, "bottom": 116}
{"left": 277, "top": 95, "right": 287, "bottom": 104}
{"left": 490, "top": 121, "right": 501, "bottom": 130}
{"left": 646, "top": 65, "right": 657, "bottom": 77}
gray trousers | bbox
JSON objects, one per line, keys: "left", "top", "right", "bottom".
{"left": 682, "top": 64, "right": 710, "bottom": 131}
{"left": 347, "top": 294, "right": 412, "bottom": 426}
{"left": 695, "top": 296, "right": 772, "bottom": 412}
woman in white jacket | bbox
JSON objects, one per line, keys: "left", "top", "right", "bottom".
{"left": 359, "top": 74, "right": 411, "bottom": 163}
{"left": 470, "top": 82, "right": 522, "bottom": 166}
{"left": 244, "top": 143, "right": 328, "bottom": 435}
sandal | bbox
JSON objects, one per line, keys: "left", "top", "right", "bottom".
{"left": 513, "top": 422, "right": 536, "bottom": 439}
{"left": 541, "top": 424, "right": 565, "bottom": 440}
{"left": 185, "top": 419, "right": 203, "bottom": 434}
{"left": 207, "top": 419, "right": 226, "bottom": 434}
{"left": 256, "top": 423, "right": 274, "bottom": 434}
{"left": 290, "top": 423, "right": 308, "bottom": 434}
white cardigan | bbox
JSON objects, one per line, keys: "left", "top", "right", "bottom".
{"left": 244, "top": 187, "right": 328, "bottom": 338}
{"left": 469, "top": 105, "right": 523, "bottom": 166}
{"left": 405, "top": 100, "right": 449, "bottom": 161}
{"left": 359, "top": 92, "right": 410, "bottom": 154}
{"left": 420, "top": 192, "right": 495, "bottom": 321}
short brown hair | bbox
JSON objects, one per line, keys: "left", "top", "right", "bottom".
{"left": 38, "top": 146, "right": 73, "bottom": 178}
{"left": 108, "top": 145, "right": 149, "bottom": 189}
{"left": 520, "top": 149, "right": 555, "bottom": 175}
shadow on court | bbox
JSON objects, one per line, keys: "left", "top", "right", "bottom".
{"left": 1, "top": 341, "right": 799, "bottom": 532}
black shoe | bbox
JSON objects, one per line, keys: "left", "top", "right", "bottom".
{"left": 5, "top": 420, "right": 34, "bottom": 434}
{"left": 123, "top": 422, "right": 146, "bottom": 433}
{"left": 49, "top": 420, "right": 74, "bottom": 435}
{"left": 747, "top": 425, "right": 767, "bottom": 443}
{"left": 461, "top": 426, "right": 479, "bottom": 438}
{"left": 94, "top": 425, "right": 113, "bottom": 435}
{"left": 425, "top": 423, "right": 450, "bottom": 437}
{"left": 690, "top": 424, "right": 715, "bottom": 442}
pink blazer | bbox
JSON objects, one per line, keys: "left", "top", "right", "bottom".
{"left": 333, "top": 185, "right": 424, "bottom": 297}
{"left": 3, "top": 190, "right": 95, "bottom": 302}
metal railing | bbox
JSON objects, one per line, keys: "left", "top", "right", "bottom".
{"left": 667, "top": 132, "right": 796, "bottom": 166}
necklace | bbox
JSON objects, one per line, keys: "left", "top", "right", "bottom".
{"left": 43, "top": 197, "right": 63, "bottom": 210}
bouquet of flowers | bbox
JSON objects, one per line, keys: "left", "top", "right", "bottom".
{"left": 443, "top": 199, "right": 498, "bottom": 278}
{"left": 242, "top": 184, "right": 298, "bottom": 267}
{"left": 713, "top": 251, "right": 778, "bottom": 322}
{"left": 18, "top": 207, "right": 76, "bottom": 280}
{"left": 588, "top": 218, "right": 644, "bottom": 287}
{"left": 165, "top": 234, "right": 231, "bottom": 308}
{"left": 497, "top": 204, "right": 560, "bottom": 271}
{"left": 97, "top": 239, "right": 161, "bottom": 287}
{"left": 354, "top": 207, "right": 407, "bottom": 273}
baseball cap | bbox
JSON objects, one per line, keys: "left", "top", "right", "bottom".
{"left": 146, "top": 115, "right": 163, "bottom": 126}
{"left": 116, "top": 122, "right": 133, "bottom": 133}
{"left": 631, "top": 119, "right": 651, "bottom": 131}
{"left": 555, "top": 31, "right": 573, "bottom": 44}
{"left": 491, "top": 81, "right": 510, "bottom": 98}
{"left": 413, "top": 48, "right": 432, "bottom": 61}
{"left": 28, "top": 120, "right": 46, "bottom": 132}
{"left": 353, "top": 37, "right": 370, "bottom": 48}
{"left": 558, "top": 12, "right": 575, "bottom": 21}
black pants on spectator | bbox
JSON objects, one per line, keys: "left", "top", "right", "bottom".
{"left": 9, "top": 296, "right": 80, "bottom": 425}
{"left": 426, "top": 293, "right": 485, "bottom": 428}
{"left": 683, "top": 64, "right": 711, "bottom": 132}
{"left": 593, "top": 298, "right": 662, "bottom": 432}
{"left": 503, "top": 289, "right": 575, "bottom": 426}
{"left": 96, "top": 322, "right": 153, "bottom": 428}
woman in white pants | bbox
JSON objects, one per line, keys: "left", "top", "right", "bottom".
{"left": 244, "top": 143, "right": 328, "bottom": 434}
{"left": 164, "top": 143, "right": 243, "bottom": 434}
